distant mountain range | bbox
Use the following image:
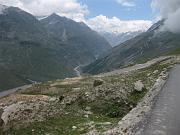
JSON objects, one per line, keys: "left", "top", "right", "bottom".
{"left": 83, "top": 20, "right": 180, "bottom": 74}
{"left": 41, "top": 13, "right": 110, "bottom": 59}
{"left": 101, "top": 31, "right": 142, "bottom": 47}
{"left": 2, "top": 4, "right": 180, "bottom": 90}
{"left": 0, "top": 5, "right": 111, "bottom": 90}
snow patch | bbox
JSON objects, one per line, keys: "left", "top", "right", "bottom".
{"left": 0, "top": 5, "right": 8, "bottom": 14}
{"left": 48, "top": 20, "right": 59, "bottom": 25}
{"left": 36, "top": 15, "right": 48, "bottom": 20}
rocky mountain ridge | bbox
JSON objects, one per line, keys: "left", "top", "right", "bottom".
{"left": 0, "top": 5, "right": 111, "bottom": 91}
{"left": 101, "top": 31, "right": 142, "bottom": 47}
{"left": 83, "top": 20, "right": 180, "bottom": 75}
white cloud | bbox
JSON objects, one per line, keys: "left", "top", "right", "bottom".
{"left": 86, "top": 15, "right": 152, "bottom": 34}
{"left": 0, "top": 0, "right": 88, "bottom": 21}
{"left": 116, "top": 0, "right": 135, "bottom": 7}
{"left": 152, "top": 0, "right": 180, "bottom": 33}
{"left": 0, "top": 0, "right": 152, "bottom": 34}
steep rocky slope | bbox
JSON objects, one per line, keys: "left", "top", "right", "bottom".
{"left": 0, "top": 5, "right": 111, "bottom": 91}
{"left": 83, "top": 20, "right": 180, "bottom": 75}
{"left": 41, "top": 13, "right": 111, "bottom": 59}
{"left": 101, "top": 31, "right": 142, "bottom": 47}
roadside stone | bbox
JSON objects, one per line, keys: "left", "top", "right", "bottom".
{"left": 85, "top": 92, "right": 89, "bottom": 97}
{"left": 134, "top": 80, "right": 144, "bottom": 92}
{"left": 101, "top": 122, "right": 112, "bottom": 125}
{"left": 163, "top": 68, "right": 167, "bottom": 72}
{"left": 85, "top": 111, "right": 93, "bottom": 115}
{"left": 72, "top": 126, "right": 77, "bottom": 130}
{"left": 73, "top": 88, "right": 81, "bottom": 91}
{"left": 85, "top": 106, "right": 91, "bottom": 111}
{"left": 93, "top": 79, "right": 104, "bottom": 87}
{"left": 84, "top": 115, "right": 89, "bottom": 118}
{"left": 159, "top": 71, "right": 168, "bottom": 80}
{"left": 161, "top": 74, "right": 168, "bottom": 80}
{"left": 49, "top": 97, "right": 58, "bottom": 102}
{"left": 153, "top": 70, "right": 159, "bottom": 74}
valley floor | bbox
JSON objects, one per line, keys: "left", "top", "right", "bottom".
{"left": 0, "top": 85, "right": 32, "bottom": 98}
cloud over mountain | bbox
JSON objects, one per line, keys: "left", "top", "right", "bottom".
{"left": 0, "top": 0, "right": 88, "bottom": 21}
{"left": 86, "top": 15, "right": 152, "bottom": 33}
{"left": 152, "top": 0, "right": 180, "bottom": 33}
{"left": 0, "top": 0, "right": 152, "bottom": 34}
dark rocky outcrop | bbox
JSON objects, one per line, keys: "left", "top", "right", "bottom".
{"left": 0, "top": 109, "right": 4, "bottom": 126}
{"left": 93, "top": 79, "right": 104, "bottom": 87}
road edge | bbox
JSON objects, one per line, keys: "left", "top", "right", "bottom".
{"left": 103, "top": 70, "right": 169, "bottom": 135}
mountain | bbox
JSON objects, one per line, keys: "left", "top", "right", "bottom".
{"left": 101, "top": 31, "right": 142, "bottom": 47}
{"left": 0, "top": 6, "right": 74, "bottom": 90}
{"left": 0, "top": 5, "right": 111, "bottom": 90}
{"left": 83, "top": 20, "right": 180, "bottom": 74}
{"left": 40, "top": 13, "right": 111, "bottom": 59}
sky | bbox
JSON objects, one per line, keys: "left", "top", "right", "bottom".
{"left": 80, "top": 0, "right": 153, "bottom": 20}
{"left": 1, "top": 0, "right": 178, "bottom": 34}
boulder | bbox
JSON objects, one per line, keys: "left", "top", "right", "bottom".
{"left": 0, "top": 108, "right": 4, "bottom": 126}
{"left": 93, "top": 79, "right": 104, "bottom": 87}
{"left": 85, "top": 106, "right": 91, "bottom": 111}
{"left": 153, "top": 70, "right": 159, "bottom": 74}
{"left": 134, "top": 80, "right": 144, "bottom": 92}
{"left": 72, "top": 126, "right": 77, "bottom": 130}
